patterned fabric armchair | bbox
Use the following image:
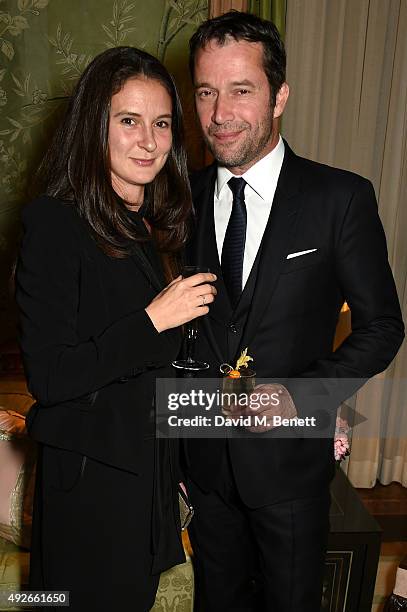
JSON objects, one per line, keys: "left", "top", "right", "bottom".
{"left": 0, "top": 535, "right": 194, "bottom": 612}
{"left": 152, "top": 548, "right": 194, "bottom": 612}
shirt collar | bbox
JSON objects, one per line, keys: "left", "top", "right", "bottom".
{"left": 215, "top": 135, "right": 285, "bottom": 200}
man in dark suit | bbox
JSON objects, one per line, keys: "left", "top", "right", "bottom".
{"left": 183, "top": 11, "right": 404, "bottom": 612}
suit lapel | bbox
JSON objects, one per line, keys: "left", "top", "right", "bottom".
{"left": 191, "top": 166, "right": 229, "bottom": 364}
{"left": 239, "top": 144, "right": 305, "bottom": 352}
{"left": 190, "top": 144, "right": 306, "bottom": 363}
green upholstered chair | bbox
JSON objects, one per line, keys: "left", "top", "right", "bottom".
{"left": 0, "top": 535, "right": 194, "bottom": 612}
{"left": 151, "top": 546, "right": 194, "bottom": 612}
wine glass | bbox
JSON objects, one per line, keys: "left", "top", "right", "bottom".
{"left": 172, "top": 265, "right": 211, "bottom": 372}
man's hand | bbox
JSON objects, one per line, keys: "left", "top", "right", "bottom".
{"left": 222, "top": 383, "right": 297, "bottom": 433}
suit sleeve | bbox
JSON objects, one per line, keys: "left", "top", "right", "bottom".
{"left": 290, "top": 178, "right": 404, "bottom": 412}
{"left": 310, "top": 179, "right": 402, "bottom": 377}
{"left": 16, "top": 198, "right": 177, "bottom": 407}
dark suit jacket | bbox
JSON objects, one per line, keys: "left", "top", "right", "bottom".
{"left": 184, "top": 142, "right": 404, "bottom": 507}
{"left": 16, "top": 196, "right": 182, "bottom": 475}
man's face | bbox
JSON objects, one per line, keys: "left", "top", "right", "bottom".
{"left": 193, "top": 39, "right": 288, "bottom": 174}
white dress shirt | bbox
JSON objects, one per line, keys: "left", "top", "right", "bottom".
{"left": 214, "top": 135, "right": 285, "bottom": 289}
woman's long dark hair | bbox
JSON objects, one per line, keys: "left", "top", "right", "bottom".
{"left": 38, "top": 46, "right": 191, "bottom": 277}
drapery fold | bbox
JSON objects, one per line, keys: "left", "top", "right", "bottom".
{"left": 210, "top": 1, "right": 286, "bottom": 37}
{"left": 246, "top": 0, "right": 286, "bottom": 37}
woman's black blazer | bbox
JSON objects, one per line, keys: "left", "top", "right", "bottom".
{"left": 16, "top": 196, "right": 181, "bottom": 474}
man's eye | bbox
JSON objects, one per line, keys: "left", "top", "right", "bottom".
{"left": 197, "top": 90, "right": 213, "bottom": 98}
{"left": 237, "top": 89, "right": 250, "bottom": 95}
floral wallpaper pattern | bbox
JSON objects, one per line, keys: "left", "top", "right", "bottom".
{"left": 0, "top": 0, "right": 208, "bottom": 343}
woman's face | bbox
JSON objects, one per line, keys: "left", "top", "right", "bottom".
{"left": 108, "top": 76, "right": 173, "bottom": 206}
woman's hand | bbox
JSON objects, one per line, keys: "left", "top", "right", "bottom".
{"left": 145, "top": 272, "right": 217, "bottom": 332}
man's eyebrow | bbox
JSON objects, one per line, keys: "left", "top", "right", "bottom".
{"left": 230, "top": 80, "right": 256, "bottom": 87}
{"left": 112, "top": 111, "right": 172, "bottom": 119}
{"left": 194, "top": 82, "right": 213, "bottom": 89}
{"left": 195, "top": 79, "right": 256, "bottom": 89}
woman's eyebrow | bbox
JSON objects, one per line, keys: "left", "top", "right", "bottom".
{"left": 113, "top": 111, "right": 172, "bottom": 119}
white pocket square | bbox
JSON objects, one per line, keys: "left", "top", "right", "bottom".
{"left": 286, "top": 249, "right": 317, "bottom": 260}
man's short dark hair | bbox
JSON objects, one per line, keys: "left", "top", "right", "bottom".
{"left": 189, "top": 10, "right": 286, "bottom": 106}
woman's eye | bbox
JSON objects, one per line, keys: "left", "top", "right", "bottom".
{"left": 155, "top": 120, "right": 170, "bottom": 128}
{"left": 121, "top": 117, "right": 135, "bottom": 125}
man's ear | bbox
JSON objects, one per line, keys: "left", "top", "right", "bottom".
{"left": 273, "top": 83, "right": 289, "bottom": 119}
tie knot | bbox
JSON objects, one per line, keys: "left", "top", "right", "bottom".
{"left": 228, "top": 177, "right": 246, "bottom": 200}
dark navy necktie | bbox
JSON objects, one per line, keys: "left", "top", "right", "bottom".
{"left": 221, "top": 177, "right": 247, "bottom": 309}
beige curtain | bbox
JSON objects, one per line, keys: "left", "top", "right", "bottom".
{"left": 284, "top": 0, "right": 407, "bottom": 486}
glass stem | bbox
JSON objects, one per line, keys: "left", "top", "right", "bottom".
{"left": 185, "top": 321, "right": 197, "bottom": 362}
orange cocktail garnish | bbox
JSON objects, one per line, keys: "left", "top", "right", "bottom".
{"left": 228, "top": 369, "right": 241, "bottom": 379}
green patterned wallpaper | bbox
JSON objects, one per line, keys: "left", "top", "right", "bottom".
{"left": 0, "top": 0, "right": 208, "bottom": 344}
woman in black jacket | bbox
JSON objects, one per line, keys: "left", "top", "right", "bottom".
{"left": 16, "top": 46, "right": 216, "bottom": 611}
